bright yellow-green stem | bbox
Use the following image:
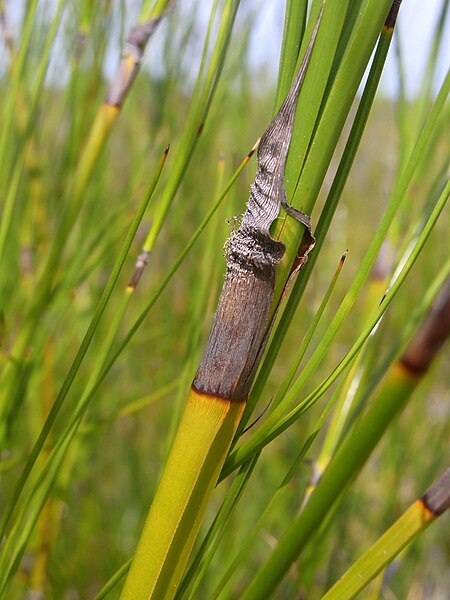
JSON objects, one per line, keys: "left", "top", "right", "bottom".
{"left": 120, "top": 389, "right": 245, "bottom": 600}
{"left": 321, "top": 499, "right": 436, "bottom": 600}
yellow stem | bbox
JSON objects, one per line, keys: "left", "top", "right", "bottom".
{"left": 121, "top": 389, "right": 244, "bottom": 600}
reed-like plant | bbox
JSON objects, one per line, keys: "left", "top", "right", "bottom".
{"left": 0, "top": 1, "right": 449, "bottom": 599}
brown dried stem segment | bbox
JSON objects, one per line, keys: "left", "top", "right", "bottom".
{"left": 422, "top": 467, "right": 450, "bottom": 516}
{"left": 193, "top": 8, "right": 323, "bottom": 402}
{"left": 127, "top": 250, "right": 151, "bottom": 291}
{"left": 400, "top": 277, "right": 450, "bottom": 375}
{"left": 105, "top": 18, "right": 163, "bottom": 108}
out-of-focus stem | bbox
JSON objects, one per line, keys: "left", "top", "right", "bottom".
{"left": 321, "top": 468, "right": 450, "bottom": 600}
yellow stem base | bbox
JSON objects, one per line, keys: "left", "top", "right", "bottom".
{"left": 121, "top": 388, "right": 244, "bottom": 600}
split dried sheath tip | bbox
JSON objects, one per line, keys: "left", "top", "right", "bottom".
{"left": 193, "top": 10, "right": 323, "bottom": 402}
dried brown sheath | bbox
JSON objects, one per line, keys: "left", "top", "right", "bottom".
{"left": 106, "top": 17, "right": 164, "bottom": 108}
{"left": 193, "top": 13, "right": 322, "bottom": 402}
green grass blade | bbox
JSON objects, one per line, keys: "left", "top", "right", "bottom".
{"left": 249, "top": 7, "right": 400, "bottom": 416}
{"left": 239, "top": 266, "right": 450, "bottom": 599}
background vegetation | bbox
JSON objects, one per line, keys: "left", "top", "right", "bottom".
{"left": 0, "top": 1, "right": 448, "bottom": 598}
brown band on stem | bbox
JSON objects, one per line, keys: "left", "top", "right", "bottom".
{"left": 193, "top": 229, "right": 284, "bottom": 402}
{"left": 105, "top": 18, "right": 162, "bottom": 107}
{"left": 127, "top": 250, "right": 151, "bottom": 291}
{"left": 400, "top": 278, "right": 450, "bottom": 374}
{"left": 385, "top": 0, "right": 402, "bottom": 30}
{"left": 190, "top": 383, "right": 246, "bottom": 403}
{"left": 398, "top": 356, "right": 427, "bottom": 376}
{"left": 421, "top": 468, "right": 450, "bottom": 516}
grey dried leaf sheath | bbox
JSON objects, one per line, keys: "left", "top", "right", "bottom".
{"left": 193, "top": 15, "right": 322, "bottom": 402}
{"left": 106, "top": 17, "right": 163, "bottom": 107}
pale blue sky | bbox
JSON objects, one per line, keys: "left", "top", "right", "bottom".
{"left": 3, "top": 1, "right": 449, "bottom": 98}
